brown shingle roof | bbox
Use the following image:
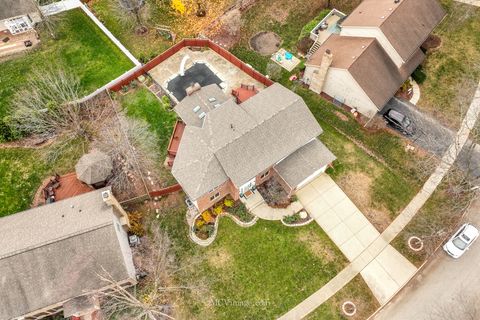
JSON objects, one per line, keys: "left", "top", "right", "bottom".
{"left": 341, "top": 0, "right": 445, "bottom": 60}
{"left": 308, "top": 34, "right": 419, "bottom": 108}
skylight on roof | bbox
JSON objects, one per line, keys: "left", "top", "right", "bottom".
{"left": 213, "top": 103, "right": 221, "bottom": 108}
{"left": 198, "top": 112, "right": 206, "bottom": 119}
{"left": 208, "top": 97, "right": 216, "bottom": 102}
{"left": 193, "top": 106, "right": 201, "bottom": 113}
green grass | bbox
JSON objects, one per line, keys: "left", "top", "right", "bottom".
{"left": 391, "top": 178, "right": 471, "bottom": 267}
{"left": 0, "top": 138, "right": 86, "bottom": 217}
{"left": 118, "top": 86, "right": 177, "bottom": 185}
{"left": 158, "top": 205, "right": 348, "bottom": 319}
{"left": 417, "top": 0, "right": 480, "bottom": 128}
{"left": 119, "top": 87, "right": 177, "bottom": 156}
{"left": 90, "top": 0, "right": 175, "bottom": 61}
{"left": 0, "top": 9, "right": 133, "bottom": 119}
{"left": 306, "top": 275, "right": 379, "bottom": 320}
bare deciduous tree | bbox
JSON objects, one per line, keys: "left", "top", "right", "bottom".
{"left": 8, "top": 69, "right": 111, "bottom": 140}
{"left": 34, "top": 0, "right": 64, "bottom": 39}
{"left": 98, "top": 227, "right": 199, "bottom": 320}
{"left": 93, "top": 106, "right": 159, "bottom": 195}
{"left": 114, "top": 0, "right": 150, "bottom": 31}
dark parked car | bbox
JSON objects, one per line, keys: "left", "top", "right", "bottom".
{"left": 383, "top": 109, "right": 415, "bottom": 135}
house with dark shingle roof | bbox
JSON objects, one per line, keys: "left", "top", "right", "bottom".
{"left": 0, "top": 188, "right": 136, "bottom": 320}
{"left": 171, "top": 83, "right": 336, "bottom": 213}
{"left": 303, "top": 0, "right": 445, "bottom": 117}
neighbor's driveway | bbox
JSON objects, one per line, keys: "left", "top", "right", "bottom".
{"left": 384, "top": 98, "right": 480, "bottom": 177}
{"left": 374, "top": 198, "right": 480, "bottom": 320}
{"left": 296, "top": 174, "right": 417, "bottom": 304}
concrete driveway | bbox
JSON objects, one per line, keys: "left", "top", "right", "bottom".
{"left": 374, "top": 198, "right": 480, "bottom": 320}
{"left": 384, "top": 98, "right": 480, "bottom": 178}
{"left": 296, "top": 174, "right": 417, "bottom": 304}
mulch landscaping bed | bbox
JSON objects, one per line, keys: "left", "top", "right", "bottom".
{"left": 257, "top": 178, "right": 291, "bottom": 208}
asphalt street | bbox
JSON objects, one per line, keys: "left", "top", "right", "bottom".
{"left": 373, "top": 197, "right": 480, "bottom": 320}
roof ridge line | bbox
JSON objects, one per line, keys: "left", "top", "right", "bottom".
{"left": 213, "top": 96, "right": 301, "bottom": 154}
{"left": 378, "top": 0, "right": 408, "bottom": 28}
{"left": 0, "top": 222, "right": 113, "bottom": 260}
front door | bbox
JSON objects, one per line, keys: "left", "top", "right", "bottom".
{"left": 239, "top": 178, "right": 256, "bottom": 197}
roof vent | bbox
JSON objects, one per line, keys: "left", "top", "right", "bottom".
{"left": 198, "top": 112, "right": 206, "bottom": 119}
{"left": 193, "top": 105, "right": 201, "bottom": 113}
{"left": 380, "top": 16, "right": 385, "bottom": 19}
{"left": 394, "top": 0, "right": 400, "bottom": 3}
{"left": 361, "top": 45, "right": 366, "bottom": 49}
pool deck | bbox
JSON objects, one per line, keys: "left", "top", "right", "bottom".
{"left": 148, "top": 47, "right": 266, "bottom": 102}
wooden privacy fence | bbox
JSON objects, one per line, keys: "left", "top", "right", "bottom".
{"left": 149, "top": 183, "right": 183, "bottom": 198}
{"left": 108, "top": 38, "right": 274, "bottom": 91}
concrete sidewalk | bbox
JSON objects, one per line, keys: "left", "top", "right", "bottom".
{"left": 279, "top": 84, "right": 480, "bottom": 320}
{"left": 296, "top": 174, "right": 416, "bottom": 304}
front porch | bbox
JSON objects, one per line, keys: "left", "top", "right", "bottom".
{"left": 0, "top": 29, "right": 39, "bottom": 58}
{"left": 240, "top": 181, "right": 303, "bottom": 221}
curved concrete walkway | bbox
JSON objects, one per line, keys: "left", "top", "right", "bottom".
{"left": 279, "top": 83, "right": 480, "bottom": 320}
{"left": 241, "top": 191, "right": 303, "bottom": 221}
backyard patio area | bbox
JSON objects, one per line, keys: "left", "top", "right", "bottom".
{"left": 148, "top": 46, "right": 266, "bottom": 103}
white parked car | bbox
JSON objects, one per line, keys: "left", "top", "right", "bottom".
{"left": 443, "top": 223, "right": 479, "bottom": 259}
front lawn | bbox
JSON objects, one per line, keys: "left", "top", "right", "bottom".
{"left": 158, "top": 205, "right": 348, "bottom": 319}
{"left": 391, "top": 177, "right": 473, "bottom": 267}
{"left": 417, "top": 0, "right": 480, "bottom": 128}
{"left": 0, "top": 139, "right": 86, "bottom": 217}
{"left": 0, "top": 8, "right": 133, "bottom": 119}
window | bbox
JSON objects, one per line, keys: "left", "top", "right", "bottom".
{"left": 260, "top": 170, "right": 270, "bottom": 179}
{"left": 210, "top": 192, "right": 220, "bottom": 201}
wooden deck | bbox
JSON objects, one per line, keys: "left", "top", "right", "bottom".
{"left": 55, "top": 173, "right": 93, "bottom": 201}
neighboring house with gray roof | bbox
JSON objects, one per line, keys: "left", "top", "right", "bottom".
{"left": 303, "top": 0, "right": 445, "bottom": 118}
{"left": 0, "top": 188, "right": 136, "bottom": 320}
{"left": 171, "top": 83, "right": 336, "bottom": 213}
{"left": 1, "top": 0, "right": 41, "bottom": 35}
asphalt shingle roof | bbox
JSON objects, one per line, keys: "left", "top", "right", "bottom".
{"left": 172, "top": 83, "right": 325, "bottom": 199}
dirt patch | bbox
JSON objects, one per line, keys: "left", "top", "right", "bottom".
{"left": 334, "top": 111, "right": 349, "bottom": 122}
{"left": 297, "top": 229, "right": 336, "bottom": 262}
{"left": 337, "top": 172, "right": 391, "bottom": 232}
{"left": 205, "top": 8, "right": 242, "bottom": 49}
{"left": 207, "top": 247, "right": 233, "bottom": 269}
{"left": 267, "top": 5, "right": 289, "bottom": 24}
{"left": 249, "top": 31, "right": 282, "bottom": 55}
{"left": 422, "top": 34, "right": 442, "bottom": 50}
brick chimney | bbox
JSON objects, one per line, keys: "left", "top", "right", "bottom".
{"left": 310, "top": 49, "right": 333, "bottom": 94}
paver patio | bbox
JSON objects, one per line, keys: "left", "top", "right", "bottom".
{"left": 149, "top": 47, "right": 265, "bottom": 102}
{"left": 296, "top": 174, "right": 417, "bottom": 304}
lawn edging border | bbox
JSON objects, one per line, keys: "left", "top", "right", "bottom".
{"left": 188, "top": 211, "right": 258, "bottom": 247}
{"left": 281, "top": 216, "right": 314, "bottom": 228}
